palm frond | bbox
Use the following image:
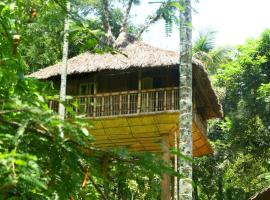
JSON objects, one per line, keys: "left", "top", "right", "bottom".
{"left": 193, "top": 30, "right": 216, "bottom": 54}
{"left": 209, "top": 47, "right": 233, "bottom": 66}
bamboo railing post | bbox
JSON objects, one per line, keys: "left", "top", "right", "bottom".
{"left": 146, "top": 92, "right": 149, "bottom": 112}
{"left": 172, "top": 90, "right": 175, "bottom": 110}
{"left": 119, "top": 94, "right": 122, "bottom": 115}
{"left": 137, "top": 70, "right": 142, "bottom": 114}
{"left": 49, "top": 101, "right": 52, "bottom": 110}
{"left": 127, "top": 93, "right": 130, "bottom": 114}
{"left": 155, "top": 91, "right": 158, "bottom": 111}
{"left": 93, "top": 74, "right": 97, "bottom": 117}
{"left": 164, "top": 90, "right": 167, "bottom": 111}
{"left": 110, "top": 96, "right": 113, "bottom": 116}
{"left": 101, "top": 96, "right": 105, "bottom": 116}
{"left": 75, "top": 97, "right": 78, "bottom": 114}
{"left": 83, "top": 97, "right": 87, "bottom": 113}
{"left": 49, "top": 87, "right": 179, "bottom": 117}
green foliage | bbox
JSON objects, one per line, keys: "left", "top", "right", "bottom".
{"left": 0, "top": 1, "right": 180, "bottom": 199}
{"left": 15, "top": 0, "right": 145, "bottom": 73}
{"left": 74, "top": 0, "right": 140, "bottom": 38}
{"left": 193, "top": 30, "right": 216, "bottom": 53}
{"left": 195, "top": 29, "right": 270, "bottom": 199}
{"left": 19, "top": 0, "right": 65, "bottom": 73}
{"left": 193, "top": 30, "right": 232, "bottom": 74}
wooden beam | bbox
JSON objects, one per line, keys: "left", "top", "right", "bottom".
{"left": 161, "top": 134, "right": 171, "bottom": 200}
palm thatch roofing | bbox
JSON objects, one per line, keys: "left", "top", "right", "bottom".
{"left": 250, "top": 187, "right": 270, "bottom": 200}
{"left": 29, "top": 41, "right": 223, "bottom": 119}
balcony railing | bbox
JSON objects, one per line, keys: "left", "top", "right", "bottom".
{"left": 49, "top": 87, "right": 179, "bottom": 118}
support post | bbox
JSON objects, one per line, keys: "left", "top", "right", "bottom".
{"left": 161, "top": 134, "right": 171, "bottom": 200}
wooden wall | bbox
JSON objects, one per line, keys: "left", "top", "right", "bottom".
{"left": 49, "top": 67, "right": 179, "bottom": 96}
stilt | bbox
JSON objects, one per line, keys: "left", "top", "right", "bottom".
{"left": 174, "top": 131, "right": 179, "bottom": 200}
{"left": 161, "top": 134, "right": 171, "bottom": 200}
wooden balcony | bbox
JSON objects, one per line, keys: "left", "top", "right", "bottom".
{"left": 49, "top": 87, "right": 212, "bottom": 157}
{"left": 49, "top": 87, "right": 179, "bottom": 118}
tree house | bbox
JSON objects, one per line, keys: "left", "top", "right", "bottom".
{"left": 30, "top": 41, "right": 223, "bottom": 199}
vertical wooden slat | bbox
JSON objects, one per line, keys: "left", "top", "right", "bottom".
{"left": 155, "top": 91, "right": 158, "bottom": 111}
{"left": 49, "top": 101, "right": 52, "bottom": 110}
{"left": 146, "top": 92, "right": 149, "bottom": 112}
{"left": 176, "top": 89, "right": 179, "bottom": 109}
{"left": 101, "top": 96, "right": 105, "bottom": 117}
{"left": 84, "top": 97, "right": 87, "bottom": 114}
{"left": 75, "top": 97, "right": 78, "bottom": 114}
{"left": 110, "top": 96, "right": 113, "bottom": 116}
{"left": 118, "top": 94, "right": 122, "bottom": 115}
{"left": 127, "top": 93, "right": 130, "bottom": 114}
{"left": 137, "top": 70, "right": 142, "bottom": 114}
{"left": 93, "top": 74, "right": 97, "bottom": 117}
{"left": 172, "top": 90, "right": 175, "bottom": 110}
{"left": 164, "top": 90, "right": 167, "bottom": 111}
{"left": 48, "top": 87, "right": 180, "bottom": 117}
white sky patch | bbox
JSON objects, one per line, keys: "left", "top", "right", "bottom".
{"left": 131, "top": 0, "right": 270, "bottom": 51}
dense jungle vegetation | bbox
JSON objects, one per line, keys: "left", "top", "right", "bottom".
{"left": 0, "top": 0, "right": 269, "bottom": 199}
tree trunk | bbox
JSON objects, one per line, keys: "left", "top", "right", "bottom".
{"left": 178, "top": 0, "right": 193, "bottom": 199}
{"left": 102, "top": 0, "right": 114, "bottom": 45}
{"left": 119, "top": 0, "right": 134, "bottom": 33}
{"left": 59, "top": 0, "right": 70, "bottom": 121}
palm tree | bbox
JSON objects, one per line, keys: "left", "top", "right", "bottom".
{"left": 193, "top": 30, "right": 232, "bottom": 74}
{"left": 178, "top": 0, "right": 193, "bottom": 199}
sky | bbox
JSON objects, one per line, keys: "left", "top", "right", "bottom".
{"left": 131, "top": 0, "right": 270, "bottom": 51}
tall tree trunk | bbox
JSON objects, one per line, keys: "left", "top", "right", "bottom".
{"left": 59, "top": 0, "right": 70, "bottom": 121}
{"left": 102, "top": 0, "right": 114, "bottom": 45}
{"left": 119, "top": 0, "right": 134, "bottom": 33}
{"left": 178, "top": 0, "right": 193, "bottom": 199}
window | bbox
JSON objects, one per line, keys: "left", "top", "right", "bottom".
{"left": 79, "top": 83, "right": 88, "bottom": 95}
{"left": 142, "top": 77, "right": 153, "bottom": 89}
{"left": 79, "top": 82, "right": 95, "bottom": 95}
{"left": 89, "top": 82, "right": 95, "bottom": 95}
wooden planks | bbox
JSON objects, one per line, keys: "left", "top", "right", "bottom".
{"left": 87, "top": 112, "right": 213, "bottom": 157}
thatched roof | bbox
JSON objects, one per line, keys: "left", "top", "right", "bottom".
{"left": 250, "top": 187, "right": 270, "bottom": 200}
{"left": 30, "top": 41, "right": 184, "bottom": 78}
{"left": 29, "top": 41, "right": 223, "bottom": 118}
